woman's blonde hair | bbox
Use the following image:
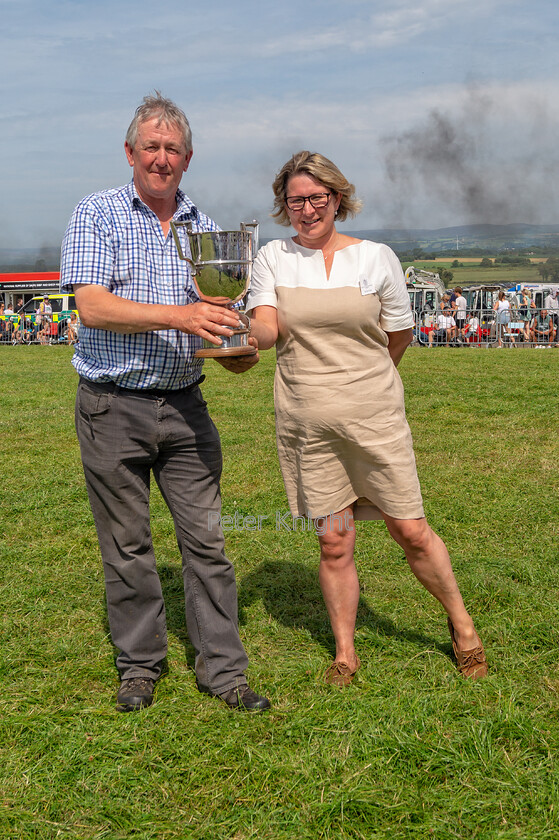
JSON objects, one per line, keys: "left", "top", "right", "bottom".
{"left": 271, "top": 150, "right": 363, "bottom": 226}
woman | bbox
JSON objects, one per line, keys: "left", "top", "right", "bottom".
{"left": 493, "top": 290, "right": 512, "bottom": 348}
{"left": 464, "top": 312, "right": 480, "bottom": 344}
{"left": 519, "top": 287, "right": 535, "bottom": 342}
{"left": 36, "top": 296, "right": 53, "bottom": 345}
{"left": 66, "top": 310, "right": 80, "bottom": 344}
{"left": 244, "top": 151, "right": 487, "bottom": 685}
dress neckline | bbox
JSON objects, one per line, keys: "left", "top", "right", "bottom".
{"left": 288, "top": 238, "right": 363, "bottom": 281}
{"left": 289, "top": 238, "right": 363, "bottom": 255}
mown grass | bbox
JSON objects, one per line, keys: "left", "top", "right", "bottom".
{"left": 408, "top": 261, "right": 544, "bottom": 287}
{"left": 0, "top": 345, "right": 558, "bottom": 839}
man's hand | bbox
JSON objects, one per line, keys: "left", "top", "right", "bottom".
{"left": 171, "top": 302, "right": 240, "bottom": 345}
{"left": 213, "top": 337, "right": 260, "bottom": 374}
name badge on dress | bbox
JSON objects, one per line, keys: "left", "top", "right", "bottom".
{"left": 359, "top": 276, "right": 376, "bottom": 295}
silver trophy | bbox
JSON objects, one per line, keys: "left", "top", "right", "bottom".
{"left": 170, "top": 220, "right": 259, "bottom": 358}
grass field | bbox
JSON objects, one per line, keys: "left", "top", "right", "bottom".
{"left": 1, "top": 346, "right": 559, "bottom": 839}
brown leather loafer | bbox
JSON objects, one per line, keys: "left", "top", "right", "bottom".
{"left": 324, "top": 657, "right": 361, "bottom": 687}
{"left": 447, "top": 618, "right": 488, "bottom": 679}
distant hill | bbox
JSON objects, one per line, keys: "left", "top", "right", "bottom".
{"left": 346, "top": 224, "right": 559, "bottom": 254}
{"left": 2, "top": 225, "right": 559, "bottom": 271}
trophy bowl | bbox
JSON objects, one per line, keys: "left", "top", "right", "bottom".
{"left": 170, "top": 221, "right": 258, "bottom": 358}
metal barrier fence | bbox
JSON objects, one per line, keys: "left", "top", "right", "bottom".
{"left": 412, "top": 308, "right": 559, "bottom": 348}
{"left": 0, "top": 316, "right": 77, "bottom": 345}
{"left": 2, "top": 309, "right": 558, "bottom": 349}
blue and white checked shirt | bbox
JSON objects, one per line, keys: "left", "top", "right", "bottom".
{"left": 60, "top": 181, "right": 218, "bottom": 389}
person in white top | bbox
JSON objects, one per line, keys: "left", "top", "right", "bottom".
{"left": 544, "top": 287, "right": 559, "bottom": 343}
{"left": 245, "top": 150, "right": 487, "bottom": 685}
{"left": 452, "top": 287, "right": 467, "bottom": 341}
{"left": 464, "top": 314, "right": 480, "bottom": 343}
{"left": 428, "top": 309, "right": 456, "bottom": 347}
{"left": 36, "top": 296, "right": 53, "bottom": 345}
{"left": 493, "top": 290, "right": 512, "bottom": 348}
{"left": 544, "top": 287, "right": 559, "bottom": 311}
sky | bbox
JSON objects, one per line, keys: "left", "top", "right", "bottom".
{"left": 2, "top": 0, "right": 559, "bottom": 253}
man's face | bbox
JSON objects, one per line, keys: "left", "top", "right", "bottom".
{"left": 125, "top": 117, "right": 193, "bottom": 208}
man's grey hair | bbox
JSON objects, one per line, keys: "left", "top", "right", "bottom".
{"left": 125, "top": 91, "right": 192, "bottom": 154}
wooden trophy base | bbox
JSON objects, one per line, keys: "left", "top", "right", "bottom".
{"left": 195, "top": 345, "right": 257, "bottom": 358}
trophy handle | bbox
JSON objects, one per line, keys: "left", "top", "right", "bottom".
{"left": 241, "top": 220, "right": 259, "bottom": 256}
{"left": 170, "top": 221, "right": 195, "bottom": 268}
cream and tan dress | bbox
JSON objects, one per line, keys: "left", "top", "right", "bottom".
{"left": 246, "top": 238, "right": 424, "bottom": 521}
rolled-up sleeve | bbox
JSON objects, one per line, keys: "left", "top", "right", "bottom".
{"left": 60, "top": 198, "right": 115, "bottom": 293}
{"left": 377, "top": 244, "right": 414, "bottom": 332}
{"left": 246, "top": 242, "right": 279, "bottom": 313}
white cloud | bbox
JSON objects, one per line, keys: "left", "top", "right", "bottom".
{"left": 1, "top": 0, "right": 558, "bottom": 251}
{"left": 256, "top": 0, "right": 502, "bottom": 56}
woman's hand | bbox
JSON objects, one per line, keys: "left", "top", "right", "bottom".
{"left": 213, "top": 337, "right": 260, "bottom": 374}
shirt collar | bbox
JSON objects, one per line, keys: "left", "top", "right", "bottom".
{"left": 128, "top": 180, "right": 200, "bottom": 222}
{"left": 174, "top": 188, "right": 200, "bottom": 222}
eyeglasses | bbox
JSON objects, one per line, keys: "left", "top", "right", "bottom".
{"left": 285, "top": 192, "right": 332, "bottom": 211}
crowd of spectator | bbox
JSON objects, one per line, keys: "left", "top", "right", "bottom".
{"left": 0, "top": 297, "right": 80, "bottom": 345}
{"left": 425, "top": 286, "right": 559, "bottom": 348}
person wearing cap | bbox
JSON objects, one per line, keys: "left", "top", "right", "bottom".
{"left": 36, "top": 296, "right": 53, "bottom": 344}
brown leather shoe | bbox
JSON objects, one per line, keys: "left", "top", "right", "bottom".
{"left": 116, "top": 677, "right": 155, "bottom": 712}
{"left": 447, "top": 618, "right": 488, "bottom": 679}
{"left": 324, "top": 657, "right": 361, "bottom": 687}
{"left": 218, "top": 684, "right": 271, "bottom": 712}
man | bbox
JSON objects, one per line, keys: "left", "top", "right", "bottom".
{"left": 531, "top": 308, "right": 555, "bottom": 345}
{"left": 544, "top": 287, "right": 559, "bottom": 312}
{"left": 544, "top": 287, "right": 559, "bottom": 344}
{"left": 428, "top": 307, "right": 456, "bottom": 347}
{"left": 3, "top": 301, "right": 16, "bottom": 341}
{"left": 452, "top": 287, "right": 467, "bottom": 342}
{"left": 60, "top": 93, "right": 270, "bottom": 714}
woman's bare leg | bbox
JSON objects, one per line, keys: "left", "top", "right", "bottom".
{"left": 316, "top": 506, "right": 360, "bottom": 670}
{"left": 383, "top": 514, "right": 481, "bottom": 650}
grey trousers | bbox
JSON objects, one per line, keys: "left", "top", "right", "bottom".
{"left": 75, "top": 377, "right": 249, "bottom": 694}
